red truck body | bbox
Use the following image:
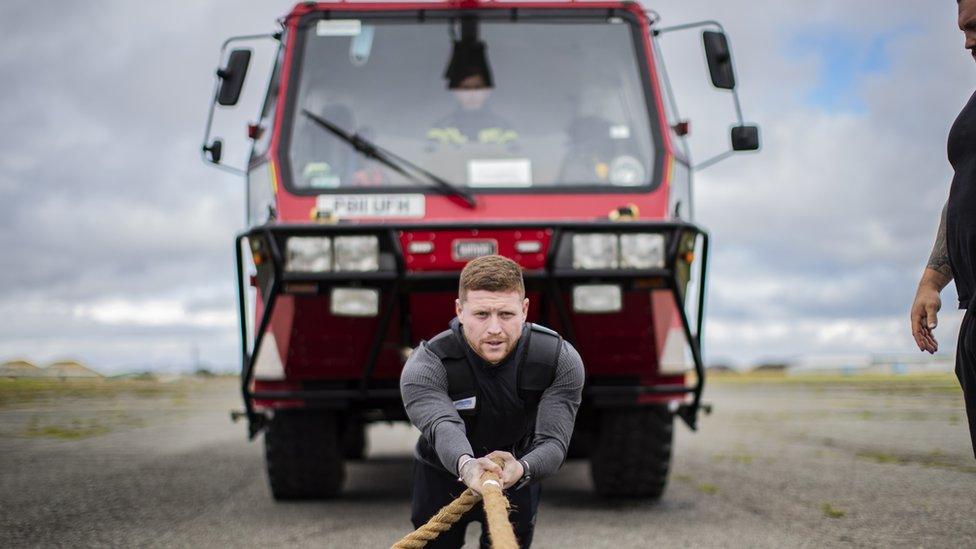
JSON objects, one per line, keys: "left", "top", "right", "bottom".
{"left": 205, "top": 0, "right": 757, "bottom": 499}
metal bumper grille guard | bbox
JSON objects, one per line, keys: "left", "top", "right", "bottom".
{"left": 234, "top": 221, "right": 710, "bottom": 438}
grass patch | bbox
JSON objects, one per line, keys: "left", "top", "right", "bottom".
{"left": 710, "top": 371, "right": 960, "bottom": 395}
{"left": 855, "top": 449, "right": 976, "bottom": 474}
{"left": 713, "top": 452, "right": 754, "bottom": 465}
{"left": 0, "top": 378, "right": 186, "bottom": 408}
{"left": 856, "top": 451, "right": 901, "bottom": 464}
{"left": 821, "top": 502, "right": 846, "bottom": 519}
{"left": 22, "top": 417, "right": 110, "bottom": 440}
{"left": 696, "top": 483, "right": 718, "bottom": 495}
{"left": 17, "top": 411, "right": 150, "bottom": 440}
{"left": 113, "top": 411, "right": 148, "bottom": 428}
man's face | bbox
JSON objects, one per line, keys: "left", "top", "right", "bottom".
{"left": 453, "top": 74, "right": 490, "bottom": 111}
{"left": 960, "top": 0, "right": 976, "bottom": 62}
{"left": 455, "top": 289, "right": 529, "bottom": 364}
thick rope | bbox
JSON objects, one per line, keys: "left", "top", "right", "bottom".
{"left": 391, "top": 458, "right": 519, "bottom": 549}
{"left": 391, "top": 488, "right": 483, "bottom": 549}
{"left": 480, "top": 478, "right": 518, "bottom": 549}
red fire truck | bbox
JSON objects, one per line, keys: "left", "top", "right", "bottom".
{"left": 203, "top": 0, "right": 758, "bottom": 500}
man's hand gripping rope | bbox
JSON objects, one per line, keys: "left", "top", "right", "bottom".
{"left": 391, "top": 456, "right": 520, "bottom": 549}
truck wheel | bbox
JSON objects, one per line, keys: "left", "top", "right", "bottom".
{"left": 590, "top": 406, "right": 673, "bottom": 498}
{"left": 566, "top": 427, "right": 592, "bottom": 459}
{"left": 264, "top": 410, "right": 345, "bottom": 499}
{"left": 341, "top": 417, "right": 367, "bottom": 460}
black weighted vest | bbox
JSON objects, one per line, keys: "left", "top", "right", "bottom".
{"left": 417, "top": 322, "right": 562, "bottom": 471}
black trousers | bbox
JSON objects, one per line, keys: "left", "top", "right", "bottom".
{"left": 957, "top": 307, "right": 976, "bottom": 458}
{"left": 410, "top": 459, "right": 541, "bottom": 548}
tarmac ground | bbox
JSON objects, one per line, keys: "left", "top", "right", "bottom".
{"left": 1, "top": 374, "right": 973, "bottom": 548}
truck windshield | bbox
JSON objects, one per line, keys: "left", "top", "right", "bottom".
{"left": 286, "top": 13, "right": 660, "bottom": 193}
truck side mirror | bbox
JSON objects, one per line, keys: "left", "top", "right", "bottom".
{"left": 217, "top": 49, "right": 252, "bottom": 106}
{"left": 702, "top": 31, "right": 735, "bottom": 90}
{"left": 731, "top": 125, "right": 760, "bottom": 151}
{"left": 203, "top": 139, "right": 223, "bottom": 163}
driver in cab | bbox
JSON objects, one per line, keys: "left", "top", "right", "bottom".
{"left": 427, "top": 37, "right": 518, "bottom": 151}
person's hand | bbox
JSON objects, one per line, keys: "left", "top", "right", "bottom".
{"left": 459, "top": 456, "right": 503, "bottom": 495}
{"left": 911, "top": 282, "right": 942, "bottom": 354}
{"left": 486, "top": 450, "right": 524, "bottom": 490}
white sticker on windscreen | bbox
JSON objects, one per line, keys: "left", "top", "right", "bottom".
{"left": 316, "top": 20, "right": 362, "bottom": 36}
{"left": 610, "top": 125, "right": 631, "bottom": 139}
{"left": 316, "top": 194, "right": 425, "bottom": 218}
{"left": 467, "top": 159, "right": 532, "bottom": 187}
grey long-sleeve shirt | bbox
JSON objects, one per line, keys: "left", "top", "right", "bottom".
{"left": 400, "top": 331, "right": 585, "bottom": 479}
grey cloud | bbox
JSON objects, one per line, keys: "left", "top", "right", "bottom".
{"left": 649, "top": 0, "right": 972, "bottom": 362}
{"left": 0, "top": 0, "right": 291, "bottom": 370}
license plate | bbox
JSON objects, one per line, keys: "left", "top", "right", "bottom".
{"left": 453, "top": 239, "right": 497, "bottom": 261}
{"left": 315, "top": 194, "right": 425, "bottom": 219}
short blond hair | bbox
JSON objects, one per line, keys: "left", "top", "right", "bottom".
{"left": 458, "top": 255, "right": 525, "bottom": 301}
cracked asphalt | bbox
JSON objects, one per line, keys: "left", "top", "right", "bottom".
{"left": 1, "top": 375, "right": 973, "bottom": 548}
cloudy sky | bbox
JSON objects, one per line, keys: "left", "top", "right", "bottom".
{"left": 1, "top": 1, "right": 973, "bottom": 373}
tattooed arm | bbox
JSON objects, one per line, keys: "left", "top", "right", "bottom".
{"left": 911, "top": 201, "right": 953, "bottom": 354}
{"left": 926, "top": 201, "right": 954, "bottom": 283}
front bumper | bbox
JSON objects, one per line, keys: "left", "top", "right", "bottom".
{"left": 234, "top": 220, "right": 709, "bottom": 438}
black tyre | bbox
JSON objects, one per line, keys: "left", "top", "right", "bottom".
{"left": 566, "top": 426, "right": 592, "bottom": 459}
{"left": 341, "top": 417, "right": 368, "bottom": 460}
{"left": 590, "top": 405, "right": 673, "bottom": 498}
{"left": 264, "top": 410, "right": 345, "bottom": 499}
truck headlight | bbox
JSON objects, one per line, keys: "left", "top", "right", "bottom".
{"left": 285, "top": 237, "right": 332, "bottom": 272}
{"left": 334, "top": 235, "right": 379, "bottom": 272}
{"left": 572, "top": 284, "right": 622, "bottom": 313}
{"left": 620, "top": 233, "right": 665, "bottom": 269}
{"left": 330, "top": 288, "right": 379, "bottom": 317}
{"left": 572, "top": 233, "right": 618, "bottom": 269}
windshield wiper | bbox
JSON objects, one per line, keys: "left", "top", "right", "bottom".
{"left": 301, "top": 109, "right": 477, "bottom": 208}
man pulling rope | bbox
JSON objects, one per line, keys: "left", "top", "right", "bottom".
{"left": 398, "top": 255, "right": 585, "bottom": 548}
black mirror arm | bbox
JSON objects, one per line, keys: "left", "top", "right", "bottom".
{"left": 693, "top": 125, "right": 759, "bottom": 170}
{"left": 721, "top": 81, "right": 746, "bottom": 128}
{"left": 654, "top": 16, "right": 755, "bottom": 171}
{"left": 202, "top": 32, "right": 279, "bottom": 174}
{"left": 652, "top": 18, "right": 724, "bottom": 37}
{"left": 202, "top": 150, "right": 246, "bottom": 176}
{"left": 654, "top": 19, "right": 746, "bottom": 126}
{"left": 692, "top": 150, "right": 734, "bottom": 171}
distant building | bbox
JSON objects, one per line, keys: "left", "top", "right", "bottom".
{"left": 0, "top": 359, "right": 45, "bottom": 378}
{"left": 752, "top": 362, "right": 788, "bottom": 373}
{"left": 42, "top": 360, "right": 102, "bottom": 379}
